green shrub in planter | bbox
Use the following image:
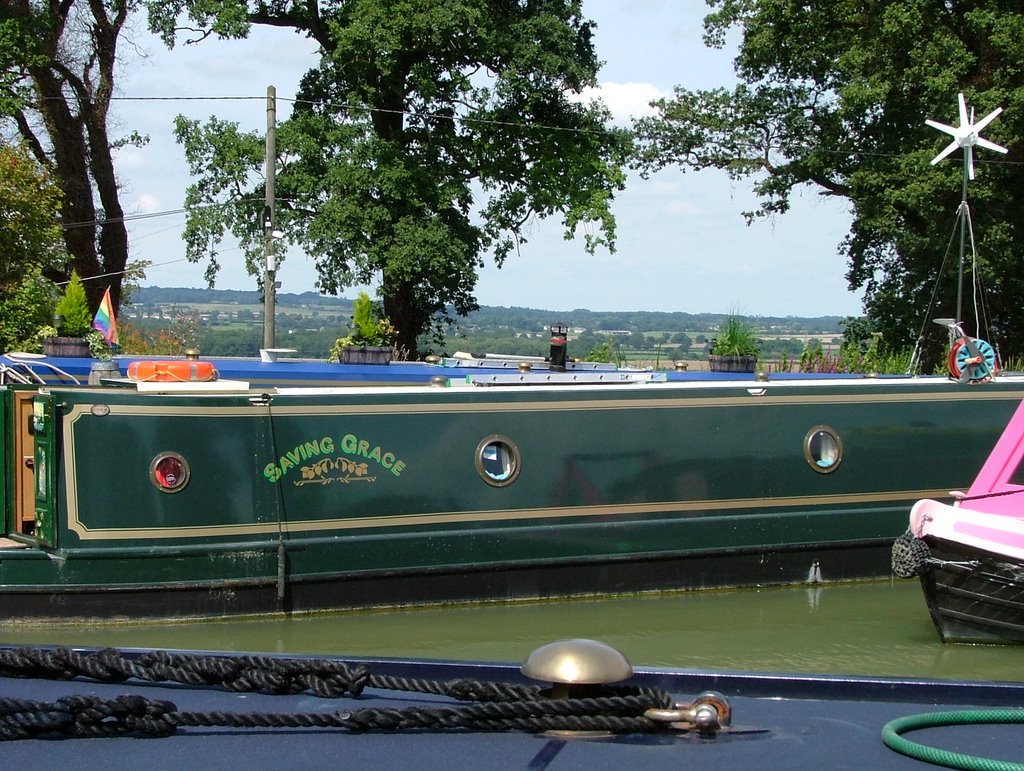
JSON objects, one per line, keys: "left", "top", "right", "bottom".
{"left": 709, "top": 313, "right": 760, "bottom": 373}
{"left": 54, "top": 271, "right": 92, "bottom": 337}
{"left": 328, "top": 291, "right": 396, "bottom": 362}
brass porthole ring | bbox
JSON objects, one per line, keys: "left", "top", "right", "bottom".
{"left": 475, "top": 435, "right": 522, "bottom": 487}
{"left": 150, "top": 451, "right": 191, "bottom": 493}
{"left": 804, "top": 425, "right": 843, "bottom": 474}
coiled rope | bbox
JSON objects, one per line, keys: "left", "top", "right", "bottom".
{"left": 0, "top": 647, "right": 673, "bottom": 740}
{"left": 882, "top": 709, "right": 1024, "bottom": 771}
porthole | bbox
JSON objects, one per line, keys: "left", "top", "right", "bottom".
{"left": 476, "top": 435, "right": 521, "bottom": 487}
{"left": 150, "top": 452, "right": 191, "bottom": 493}
{"left": 804, "top": 426, "right": 843, "bottom": 474}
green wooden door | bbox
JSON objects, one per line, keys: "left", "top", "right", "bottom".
{"left": 31, "top": 394, "right": 57, "bottom": 547}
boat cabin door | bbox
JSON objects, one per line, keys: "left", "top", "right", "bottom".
{"left": 29, "top": 393, "right": 57, "bottom": 547}
{"left": 7, "top": 388, "right": 40, "bottom": 540}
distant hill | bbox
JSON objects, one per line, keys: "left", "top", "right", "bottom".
{"left": 134, "top": 287, "right": 351, "bottom": 310}
{"left": 132, "top": 286, "right": 847, "bottom": 336}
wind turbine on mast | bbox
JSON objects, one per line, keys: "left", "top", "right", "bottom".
{"left": 926, "top": 92, "right": 1007, "bottom": 181}
{"left": 928, "top": 94, "right": 1007, "bottom": 323}
{"left": 919, "top": 93, "right": 1008, "bottom": 382}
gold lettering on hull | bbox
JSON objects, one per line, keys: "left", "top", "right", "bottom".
{"left": 263, "top": 433, "right": 405, "bottom": 484}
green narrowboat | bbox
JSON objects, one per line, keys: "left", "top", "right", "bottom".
{"left": 3, "top": 373, "right": 1024, "bottom": 621}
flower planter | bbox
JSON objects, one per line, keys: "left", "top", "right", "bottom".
{"left": 340, "top": 345, "right": 392, "bottom": 365}
{"left": 708, "top": 354, "right": 757, "bottom": 373}
{"left": 43, "top": 336, "right": 91, "bottom": 358}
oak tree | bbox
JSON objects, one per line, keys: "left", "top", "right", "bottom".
{"left": 147, "top": 0, "right": 631, "bottom": 354}
{"left": 635, "top": 1, "right": 1024, "bottom": 367}
{"left": 0, "top": 1, "right": 142, "bottom": 316}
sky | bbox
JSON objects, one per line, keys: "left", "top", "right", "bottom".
{"left": 113, "top": 0, "right": 861, "bottom": 318}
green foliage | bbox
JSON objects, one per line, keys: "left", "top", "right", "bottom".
{"left": 350, "top": 292, "right": 390, "bottom": 346}
{"left": 117, "top": 315, "right": 201, "bottom": 356}
{"left": 86, "top": 330, "right": 112, "bottom": 359}
{"left": 710, "top": 314, "right": 760, "bottom": 357}
{"left": 1001, "top": 355, "right": 1024, "bottom": 373}
{"left": 0, "top": 147, "right": 59, "bottom": 350}
{"left": 583, "top": 335, "right": 620, "bottom": 364}
{"left": 54, "top": 271, "right": 92, "bottom": 337}
{"left": 2, "top": 2, "right": 138, "bottom": 316}
{"left": 0, "top": 144, "right": 67, "bottom": 291}
{"left": 634, "top": 1, "right": 1024, "bottom": 368}
{"left": 155, "top": 0, "right": 631, "bottom": 355}
{"left": 0, "top": 17, "right": 48, "bottom": 115}
{"left": 796, "top": 333, "right": 910, "bottom": 375}
{"left": 0, "top": 270, "right": 60, "bottom": 352}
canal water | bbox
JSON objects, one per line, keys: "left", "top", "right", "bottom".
{"left": 6, "top": 580, "right": 1024, "bottom": 682}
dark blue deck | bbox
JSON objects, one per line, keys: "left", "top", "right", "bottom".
{"left": 2, "top": 652, "right": 1022, "bottom": 769}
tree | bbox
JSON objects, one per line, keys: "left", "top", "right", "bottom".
{"left": 671, "top": 332, "right": 692, "bottom": 348}
{"left": 0, "top": 142, "right": 65, "bottom": 288}
{"left": 54, "top": 269, "right": 92, "bottom": 336}
{"left": 147, "top": 0, "right": 631, "bottom": 355}
{"left": 634, "top": 1, "right": 1024, "bottom": 367}
{"left": 0, "top": 141, "right": 65, "bottom": 350}
{"left": 0, "top": 1, "right": 141, "bottom": 316}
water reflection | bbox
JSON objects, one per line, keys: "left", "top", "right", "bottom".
{"left": 6, "top": 580, "right": 1024, "bottom": 682}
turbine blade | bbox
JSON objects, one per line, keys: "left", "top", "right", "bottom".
{"left": 968, "top": 148, "right": 975, "bottom": 180}
{"left": 973, "top": 106, "right": 1003, "bottom": 133}
{"left": 957, "top": 92, "right": 969, "bottom": 127}
{"left": 925, "top": 119, "right": 958, "bottom": 137}
{"left": 975, "top": 136, "right": 1009, "bottom": 155}
{"left": 931, "top": 139, "right": 960, "bottom": 165}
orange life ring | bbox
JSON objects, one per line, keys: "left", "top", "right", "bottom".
{"left": 127, "top": 360, "right": 218, "bottom": 382}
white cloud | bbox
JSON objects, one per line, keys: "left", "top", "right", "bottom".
{"left": 569, "top": 81, "right": 666, "bottom": 124}
{"left": 113, "top": 144, "right": 146, "bottom": 171}
{"left": 133, "top": 193, "right": 162, "bottom": 214}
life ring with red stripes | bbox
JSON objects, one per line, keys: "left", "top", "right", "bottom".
{"left": 127, "top": 360, "right": 218, "bottom": 382}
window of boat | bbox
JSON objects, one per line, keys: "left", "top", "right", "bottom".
{"left": 150, "top": 452, "right": 191, "bottom": 493}
{"left": 476, "top": 435, "right": 521, "bottom": 487}
{"left": 1010, "top": 458, "right": 1024, "bottom": 487}
{"left": 804, "top": 426, "right": 843, "bottom": 474}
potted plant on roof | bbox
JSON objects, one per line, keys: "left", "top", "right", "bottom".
{"left": 42, "top": 270, "right": 93, "bottom": 357}
{"left": 708, "top": 312, "right": 760, "bottom": 373}
{"left": 328, "top": 291, "right": 396, "bottom": 365}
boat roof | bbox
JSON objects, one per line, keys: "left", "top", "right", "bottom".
{"left": 9, "top": 351, "right": 1024, "bottom": 391}
{"left": 2, "top": 648, "right": 1022, "bottom": 768}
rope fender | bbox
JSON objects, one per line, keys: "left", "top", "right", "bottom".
{"left": 892, "top": 529, "right": 931, "bottom": 578}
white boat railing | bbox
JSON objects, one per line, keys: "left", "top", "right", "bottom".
{"left": 1, "top": 353, "right": 81, "bottom": 385}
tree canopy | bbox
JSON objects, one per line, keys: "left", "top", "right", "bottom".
{"left": 0, "top": 142, "right": 65, "bottom": 288}
{"left": 146, "top": 0, "right": 632, "bottom": 355}
{"left": 0, "top": 142, "right": 64, "bottom": 350}
{"left": 634, "top": 0, "right": 1024, "bottom": 368}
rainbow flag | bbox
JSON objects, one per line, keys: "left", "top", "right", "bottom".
{"left": 92, "top": 286, "right": 118, "bottom": 346}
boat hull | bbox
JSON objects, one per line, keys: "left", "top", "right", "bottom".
{"left": 5, "top": 375, "right": 1024, "bottom": 621}
{"left": 0, "top": 538, "right": 890, "bottom": 621}
{"left": 919, "top": 537, "right": 1024, "bottom": 644}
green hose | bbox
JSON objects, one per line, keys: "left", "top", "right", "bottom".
{"left": 882, "top": 709, "right": 1024, "bottom": 770}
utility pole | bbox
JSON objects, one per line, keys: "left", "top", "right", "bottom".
{"left": 262, "top": 85, "right": 277, "bottom": 350}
